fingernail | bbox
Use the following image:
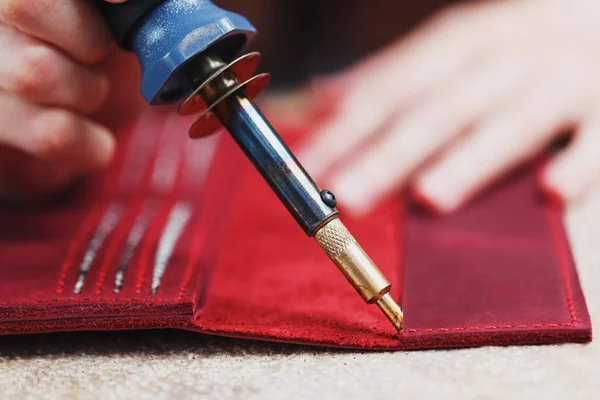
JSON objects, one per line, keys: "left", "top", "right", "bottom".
{"left": 541, "top": 165, "right": 567, "bottom": 204}
{"left": 87, "top": 72, "right": 111, "bottom": 113}
{"left": 414, "top": 172, "right": 463, "bottom": 214}
{"left": 409, "top": 187, "right": 442, "bottom": 215}
{"left": 89, "top": 126, "right": 116, "bottom": 169}
{"left": 297, "top": 141, "right": 332, "bottom": 181}
{"left": 541, "top": 185, "right": 564, "bottom": 205}
{"left": 297, "top": 152, "right": 323, "bottom": 180}
{"left": 329, "top": 170, "right": 377, "bottom": 217}
{"left": 540, "top": 169, "right": 565, "bottom": 205}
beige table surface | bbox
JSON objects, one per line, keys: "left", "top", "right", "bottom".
{"left": 0, "top": 162, "right": 598, "bottom": 399}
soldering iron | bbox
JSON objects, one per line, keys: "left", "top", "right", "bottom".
{"left": 97, "top": 0, "right": 403, "bottom": 331}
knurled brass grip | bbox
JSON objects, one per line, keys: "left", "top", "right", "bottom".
{"left": 314, "top": 218, "right": 392, "bottom": 303}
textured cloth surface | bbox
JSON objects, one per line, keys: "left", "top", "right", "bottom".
{"left": 0, "top": 194, "right": 597, "bottom": 399}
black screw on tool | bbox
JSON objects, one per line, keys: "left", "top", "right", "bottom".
{"left": 320, "top": 190, "right": 337, "bottom": 208}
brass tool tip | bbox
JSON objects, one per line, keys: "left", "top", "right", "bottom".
{"left": 314, "top": 218, "right": 404, "bottom": 331}
{"left": 376, "top": 293, "right": 404, "bottom": 331}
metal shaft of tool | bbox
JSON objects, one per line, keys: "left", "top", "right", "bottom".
{"left": 212, "top": 92, "right": 337, "bottom": 234}
{"left": 204, "top": 83, "right": 403, "bottom": 330}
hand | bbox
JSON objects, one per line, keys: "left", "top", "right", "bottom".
{"left": 0, "top": 0, "right": 127, "bottom": 199}
{"left": 300, "top": 0, "right": 600, "bottom": 215}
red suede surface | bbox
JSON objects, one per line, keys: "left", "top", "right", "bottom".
{"left": 191, "top": 134, "right": 591, "bottom": 349}
{"left": 0, "top": 110, "right": 221, "bottom": 327}
{"left": 0, "top": 110, "right": 592, "bottom": 350}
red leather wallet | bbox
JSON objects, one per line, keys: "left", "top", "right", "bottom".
{"left": 0, "top": 108, "right": 591, "bottom": 350}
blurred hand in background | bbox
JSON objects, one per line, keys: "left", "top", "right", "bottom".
{"left": 2, "top": 0, "right": 598, "bottom": 214}
{"left": 0, "top": 0, "right": 132, "bottom": 199}
{"left": 300, "top": 0, "right": 600, "bottom": 216}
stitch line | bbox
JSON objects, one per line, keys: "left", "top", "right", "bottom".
{"left": 135, "top": 130, "right": 189, "bottom": 294}
{"left": 135, "top": 200, "right": 175, "bottom": 293}
{"left": 400, "top": 165, "right": 579, "bottom": 334}
{"left": 94, "top": 199, "right": 145, "bottom": 294}
{"left": 47, "top": 147, "right": 578, "bottom": 335}
{"left": 403, "top": 322, "right": 574, "bottom": 334}
{"left": 56, "top": 114, "right": 161, "bottom": 294}
{"left": 152, "top": 201, "right": 193, "bottom": 294}
{"left": 0, "top": 297, "right": 186, "bottom": 305}
{"left": 176, "top": 137, "right": 221, "bottom": 301}
{"left": 538, "top": 163, "right": 578, "bottom": 325}
{"left": 55, "top": 203, "right": 110, "bottom": 293}
{"left": 395, "top": 200, "right": 405, "bottom": 302}
{"left": 545, "top": 198, "right": 578, "bottom": 324}
{"left": 177, "top": 224, "right": 209, "bottom": 299}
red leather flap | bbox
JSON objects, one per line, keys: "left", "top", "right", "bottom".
{"left": 190, "top": 135, "right": 591, "bottom": 350}
{"left": 0, "top": 109, "right": 591, "bottom": 350}
{"left": 0, "top": 110, "right": 228, "bottom": 330}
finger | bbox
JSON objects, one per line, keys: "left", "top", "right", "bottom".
{"left": 0, "top": 0, "right": 114, "bottom": 64}
{"left": 320, "top": 58, "right": 528, "bottom": 215}
{"left": 414, "top": 83, "right": 580, "bottom": 213}
{"left": 298, "top": 2, "right": 509, "bottom": 177}
{"left": 0, "top": 145, "right": 74, "bottom": 199}
{"left": 0, "top": 25, "right": 110, "bottom": 113}
{"left": 542, "top": 117, "right": 600, "bottom": 202}
{"left": 0, "top": 91, "right": 115, "bottom": 172}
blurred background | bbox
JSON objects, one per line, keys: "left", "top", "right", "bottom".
{"left": 216, "top": 0, "right": 456, "bottom": 88}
